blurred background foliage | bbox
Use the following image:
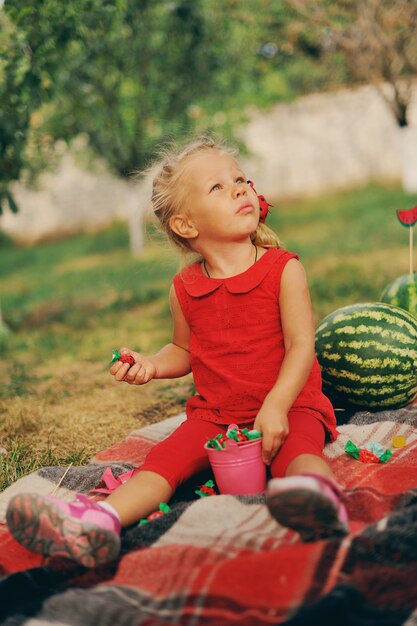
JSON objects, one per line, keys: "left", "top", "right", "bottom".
{"left": 2, "top": 0, "right": 416, "bottom": 214}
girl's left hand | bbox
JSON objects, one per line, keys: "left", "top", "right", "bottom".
{"left": 253, "top": 401, "right": 289, "bottom": 465}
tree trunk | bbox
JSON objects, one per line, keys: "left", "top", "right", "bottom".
{"left": 128, "top": 194, "right": 145, "bottom": 257}
{"left": 0, "top": 298, "right": 10, "bottom": 336}
{"left": 399, "top": 126, "right": 417, "bottom": 193}
{"left": 127, "top": 168, "right": 156, "bottom": 257}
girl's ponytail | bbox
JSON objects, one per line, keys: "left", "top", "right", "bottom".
{"left": 251, "top": 222, "right": 282, "bottom": 249}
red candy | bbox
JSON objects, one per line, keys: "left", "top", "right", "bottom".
{"left": 147, "top": 510, "right": 165, "bottom": 521}
{"left": 217, "top": 435, "right": 229, "bottom": 446}
{"left": 200, "top": 485, "right": 216, "bottom": 496}
{"left": 358, "top": 449, "right": 380, "bottom": 464}
{"left": 139, "top": 502, "right": 171, "bottom": 525}
{"left": 195, "top": 479, "right": 217, "bottom": 498}
{"left": 119, "top": 353, "right": 135, "bottom": 367}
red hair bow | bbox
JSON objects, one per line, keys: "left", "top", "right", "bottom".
{"left": 247, "top": 180, "right": 272, "bottom": 224}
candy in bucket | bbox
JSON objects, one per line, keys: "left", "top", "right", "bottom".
{"left": 204, "top": 424, "right": 266, "bottom": 495}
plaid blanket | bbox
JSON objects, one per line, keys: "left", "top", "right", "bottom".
{"left": 1, "top": 405, "right": 417, "bottom": 626}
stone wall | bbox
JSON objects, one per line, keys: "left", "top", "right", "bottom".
{"left": 240, "top": 83, "right": 417, "bottom": 199}
{"left": 0, "top": 155, "right": 140, "bottom": 243}
{"left": 1, "top": 83, "right": 416, "bottom": 243}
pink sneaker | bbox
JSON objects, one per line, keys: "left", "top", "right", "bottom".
{"left": 266, "top": 473, "right": 349, "bottom": 542}
{"left": 6, "top": 493, "right": 121, "bottom": 568}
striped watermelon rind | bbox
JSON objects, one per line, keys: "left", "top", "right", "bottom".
{"left": 315, "top": 302, "right": 417, "bottom": 411}
{"left": 380, "top": 273, "right": 417, "bottom": 318}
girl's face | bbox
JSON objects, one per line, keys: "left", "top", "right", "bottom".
{"left": 178, "top": 151, "right": 259, "bottom": 246}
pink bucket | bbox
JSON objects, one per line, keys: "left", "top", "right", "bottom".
{"left": 205, "top": 437, "right": 266, "bottom": 495}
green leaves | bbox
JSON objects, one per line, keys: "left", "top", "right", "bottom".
{"left": 7, "top": 0, "right": 407, "bottom": 215}
{"left": 1, "top": 0, "right": 269, "bottom": 206}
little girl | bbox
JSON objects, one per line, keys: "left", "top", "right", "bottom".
{"left": 6, "top": 137, "right": 348, "bottom": 568}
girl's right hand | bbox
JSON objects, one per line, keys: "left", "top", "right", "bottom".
{"left": 109, "top": 347, "right": 157, "bottom": 385}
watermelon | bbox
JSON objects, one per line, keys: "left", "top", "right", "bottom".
{"left": 380, "top": 274, "right": 417, "bottom": 318}
{"left": 315, "top": 302, "right": 417, "bottom": 410}
{"left": 397, "top": 206, "right": 417, "bottom": 227}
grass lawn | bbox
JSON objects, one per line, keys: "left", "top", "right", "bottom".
{"left": 1, "top": 182, "right": 416, "bottom": 490}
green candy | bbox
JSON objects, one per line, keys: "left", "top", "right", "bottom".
{"left": 226, "top": 428, "right": 239, "bottom": 442}
{"left": 207, "top": 433, "right": 228, "bottom": 450}
{"left": 345, "top": 439, "right": 360, "bottom": 459}
{"left": 110, "top": 348, "right": 121, "bottom": 363}
{"left": 379, "top": 449, "right": 393, "bottom": 463}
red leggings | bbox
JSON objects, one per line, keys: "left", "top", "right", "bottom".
{"left": 140, "top": 410, "right": 326, "bottom": 490}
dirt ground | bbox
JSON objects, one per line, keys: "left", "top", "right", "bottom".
{"left": 0, "top": 353, "right": 194, "bottom": 457}
{"left": 3, "top": 366, "right": 190, "bottom": 453}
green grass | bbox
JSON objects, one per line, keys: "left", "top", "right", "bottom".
{"left": 0, "top": 443, "right": 91, "bottom": 492}
{"left": 269, "top": 183, "right": 417, "bottom": 319}
{"left": 0, "top": 222, "right": 178, "bottom": 363}
{"left": 0, "top": 182, "right": 416, "bottom": 490}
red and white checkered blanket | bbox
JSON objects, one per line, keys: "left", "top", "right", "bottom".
{"left": 1, "top": 405, "right": 417, "bottom": 625}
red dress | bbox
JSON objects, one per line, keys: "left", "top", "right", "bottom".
{"left": 173, "top": 247, "right": 338, "bottom": 442}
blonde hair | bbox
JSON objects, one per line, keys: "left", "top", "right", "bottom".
{"left": 150, "top": 136, "right": 281, "bottom": 253}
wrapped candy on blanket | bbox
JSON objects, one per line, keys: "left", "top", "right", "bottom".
{"left": 139, "top": 502, "right": 171, "bottom": 525}
{"left": 345, "top": 440, "right": 392, "bottom": 463}
{"left": 195, "top": 479, "right": 217, "bottom": 498}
